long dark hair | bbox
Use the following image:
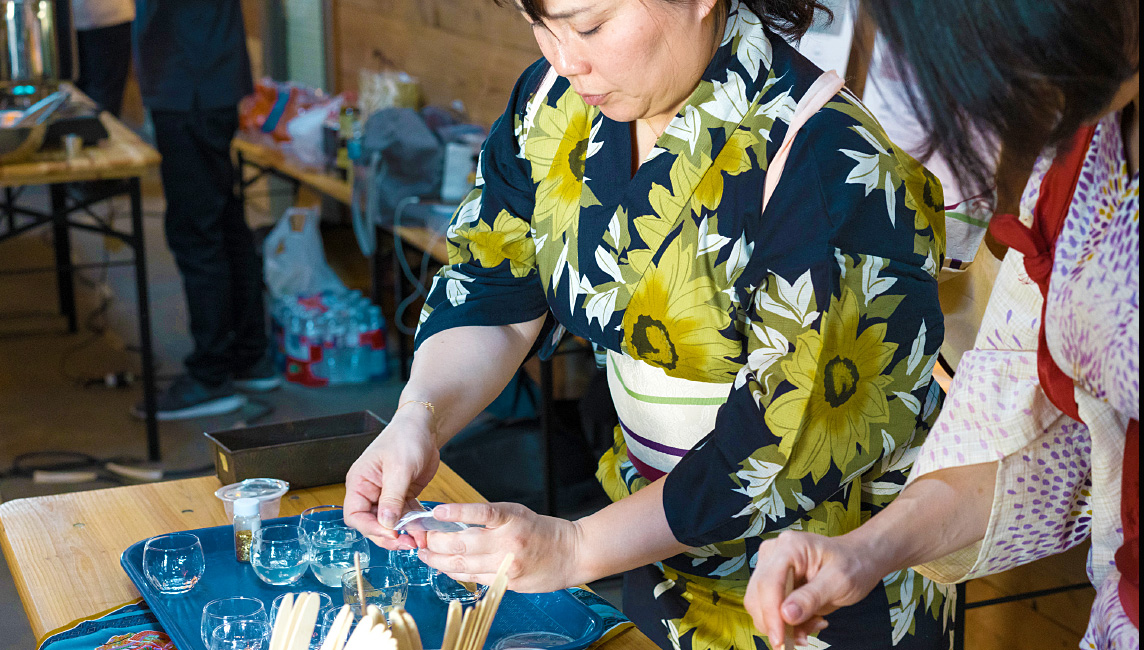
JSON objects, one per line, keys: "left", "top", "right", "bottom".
{"left": 868, "top": 0, "right": 1140, "bottom": 195}
{"left": 501, "top": 0, "right": 834, "bottom": 42}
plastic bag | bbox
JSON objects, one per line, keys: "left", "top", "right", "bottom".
{"left": 262, "top": 208, "right": 347, "bottom": 299}
{"left": 239, "top": 78, "right": 326, "bottom": 142}
{"left": 286, "top": 97, "right": 343, "bottom": 168}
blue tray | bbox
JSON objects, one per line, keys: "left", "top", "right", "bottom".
{"left": 121, "top": 515, "right": 602, "bottom": 650}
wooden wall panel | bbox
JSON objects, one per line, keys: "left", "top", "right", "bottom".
{"left": 334, "top": 0, "right": 541, "bottom": 127}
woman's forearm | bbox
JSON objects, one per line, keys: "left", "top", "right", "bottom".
{"left": 845, "top": 462, "right": 997, "bottom": 578}
{"left": 399, "top": 316, "right": 546, "bottom": 443}
{"left": 572, "top": 479, "right": 691, "bottom": 585}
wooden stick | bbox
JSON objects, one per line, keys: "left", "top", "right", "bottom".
{"left": 455, "top": 605, "right": 476, "bottom": 650}
{"left": 269, "top": 592, "right": 294, "bottom": 650}
{"left": 400, "top": 610, "right": 424, "bottom": 650}
{"left": 354, "top": 552, "right": 367, "bottom": 617}
{"left": 287, "top": 593, "right": 321, "bottom": 650}
{"left": 366, "top": 604, "right": 386, "bottom": 631}
{"left": 441, "top": 600, "right": 463, "bottom": 650}
{"left": 783, "top": 569, "right": 796, "bottom": 650}
{"left": 388, "top": 607, "right": 414, "bottom": 650}
{"left": 472, "top": 553, "right": 514, "bottom": 650}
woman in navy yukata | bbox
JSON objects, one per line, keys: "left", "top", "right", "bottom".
{"left": 345, "top": 1, "right": 951, "bottom": 648}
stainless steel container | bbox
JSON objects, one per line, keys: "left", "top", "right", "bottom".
{"left": 1, "top": 0, "right": 75, "bottom": 82}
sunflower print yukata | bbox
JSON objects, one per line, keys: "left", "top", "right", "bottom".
{"left": 416, "top": 3, "right": 953, "bottom": 648}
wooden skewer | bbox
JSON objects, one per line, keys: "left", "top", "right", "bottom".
{"left": 441, "top": 600, "right": 463, "bottom": 650}
{"left": 783, "top": 569, "right": 796, "bottom": 650}
{"left": 354, "top": 552, "right": 368, "bottom": 617}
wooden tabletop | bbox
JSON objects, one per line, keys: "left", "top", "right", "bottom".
{"left": 0, "top": 111, "right": 161, "bottom": 188}
{"left": 0, "top": 467, "right": 655, "bottom": 650}
{"left": 233, "top": 134, "right": 449, "bottom": 264}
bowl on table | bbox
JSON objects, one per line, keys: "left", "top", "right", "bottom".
{"left": 0, "top": 123, "right": 46, "bottom": 165}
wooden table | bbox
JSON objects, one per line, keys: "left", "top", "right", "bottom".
{"left": 0, "top": 95, "right": 163, "bottom": 460}
{"left": 0, "top": 467, "right": 656, "bottom": 650}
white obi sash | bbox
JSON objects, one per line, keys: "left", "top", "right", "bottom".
{"left": 605, "top": 350, "right": 734, "bottom": 480}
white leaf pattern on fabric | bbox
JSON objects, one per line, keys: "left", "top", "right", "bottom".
{"left": 664, "top": 105, "right": 703, "bottom": 156}
{"left": 861, "top": 255, "right": 897, "bottom": 304}
{"left": 756, "top": 270, "right": 818, "bottom": 327}
{"left": 587, "top": 117, "right": 604, "bottom": 159}
{"left": 606, "top": 213, "right": 621, "bottom": 249}
{"left": 595, "top": 245, "right": 625, "bottom": 284}
{"left": 747, "top": 323, "right": 789, "bottom": 374}
{"left": 653, "top": 579, "right": 676, "bottom": 599}
{"left": 733, "top": 11, "right": 772, "bottom": 81}
{"left": 725, "top": 234, "right": 753, "bottom": 283}
{"left": 697, "top": 216, "right": 732, "bottom": 256}
{"left": 700, "top": 72, "right": 751, "bottom": 123}
{"left": 758, "top": 89, "right": 797, "bottom": 131}
{"left": 894, "top": 391, "right": 922, "bottom": 415}
{"left": 551, "top": 241, "right": 569, "bottom": 289}
{"left": 883, "top": 171, "right": 898, "bottom": 226}
{"left": 840, "top": 149, "right": 882, "bottom": 195}
{"left": 448, "top": 195, "right": 482, "bottom": 239}
{"left": 516, "top": 67, "right": 558, "bottom": 153}
{"left": 710, "top": 554, "right": 747, "bottom": 577}
{"left": 906, "top": 321, "right": 927, "bottom": 376}
{"left": 585, "top": 287, "right": 619, "bottom": 327}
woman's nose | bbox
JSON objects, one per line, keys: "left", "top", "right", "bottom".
{"left": 548, "top": 41, "right": 590, "bottom": 78}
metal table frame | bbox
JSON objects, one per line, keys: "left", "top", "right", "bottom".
{"left": 0, "top": 178, "right": 159, "bottom": 460}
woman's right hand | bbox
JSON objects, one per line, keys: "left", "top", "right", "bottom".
{"left": 343, "top": 404, "right": 440, "bottom": 550}
{"left": 744, "top": 531, "right": 885, "bottom": 647}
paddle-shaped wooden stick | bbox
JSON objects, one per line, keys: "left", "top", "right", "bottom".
{"left": 441, "top": 600, "right": 463, "bottom": 650}
{"left": 783, "top": 569, "right": 796, "bottom": 650}
{"left": 268, "top": 592, "right": 294, "bottom": 650}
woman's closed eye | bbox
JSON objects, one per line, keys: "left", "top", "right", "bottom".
{"left": 576, "top": 23, "right": 603, "bottom": 37}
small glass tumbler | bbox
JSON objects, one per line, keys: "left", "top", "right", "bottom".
{"left": 310, "top": 526, "right": 371, "bottom": 587}
{"left": 251, "top": 525, "right": 309, "bottom": 586}
{"left": 299, "top": 505, "right": 345, "bottom": 541}
{"left": 430, "top": 569, "right": 487, "bottom": 604}
{"left": 209, "top": 619, "right": 271, "bottom": 650}
{"left": 143, "top": 532, "right": 205, "bottom": 595}
{"left": 201, "top": 597, "right": 268, "bottom": 647}
{"left": 389, "top": 548, "right": 431, "bottom": 586}
{"left": 341, "top": 566, "right": 409, "bottom": 615}
{"left": 318, "top": 606, "right": 363, "bottom": 646}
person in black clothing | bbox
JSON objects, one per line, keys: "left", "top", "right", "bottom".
{"left": 71, "top": 0, "right": 134, "bottom": 117}
{"left": 132, "top": 0, "right": 280, "bottom": 421}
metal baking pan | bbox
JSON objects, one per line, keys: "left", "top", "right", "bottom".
{"left": 203, "top": 411, "right": 386, "bottom": 489}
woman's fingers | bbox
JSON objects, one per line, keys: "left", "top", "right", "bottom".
{"left": 432, "top": 502, "right": 517, "bottom": 528}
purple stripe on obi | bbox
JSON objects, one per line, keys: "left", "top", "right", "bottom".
{"left": 619, "top": 419, "right": 691, "bottom": 457}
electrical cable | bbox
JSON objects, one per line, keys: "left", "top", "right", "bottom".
{"left": 393, "top": 197, "right": 449, "bottom": 336}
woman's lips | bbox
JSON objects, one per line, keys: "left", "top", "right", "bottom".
{"left": 580, "top": 92, "right": 609, "bottom": 106}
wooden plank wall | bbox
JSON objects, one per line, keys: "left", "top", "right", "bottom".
{"left": 333, "top": 0, "right": 541, "bottom": 127}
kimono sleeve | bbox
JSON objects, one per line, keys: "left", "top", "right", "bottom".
{"left": 662, "top": 104, "right": 947, "bottom": 547}
{"left": 414, "top": 61, "right": 551, "bottom": 348}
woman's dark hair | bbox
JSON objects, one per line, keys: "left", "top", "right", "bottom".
{"left": 867, "top": 0, "right": 1140, "bottom": 196}
{"left": 501, "top": 0, "right": 834, "bottom": 42}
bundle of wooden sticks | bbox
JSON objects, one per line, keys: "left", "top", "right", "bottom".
{"left": 268, "top": 554, "right": 514, "bottom": 650}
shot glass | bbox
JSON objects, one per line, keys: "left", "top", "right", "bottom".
{"left": 429, "top": 569, "right": 487, "bottom": 604}
{"left": 389, "top": 548, "right": 431, "bottom": 586}
{"left": 251, "top": 524, "right": 309, "bottom": 586}
{"left": 209, "top": 619, "right": 271, "bottom": 650}
{"left": 143, "top": 532, "right": 205, "bottom": 595}
{"left": 201, "top": 597, "right": 268, "bottom": 648}
{"left": 341, "top": 566, "right": 409, "bottom": 615}
{"left": 270, "top": 592, "right": 333, "bottom": 649}
{"left": 299, "top": 505, "right": 345, "bottom": 541}
{"left": 309, "top": 526, "right": 371, "bottom": 587}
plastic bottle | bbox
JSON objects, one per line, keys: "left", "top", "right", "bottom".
{"left": 233, "top": 497, "right": 261, "bottom": 563}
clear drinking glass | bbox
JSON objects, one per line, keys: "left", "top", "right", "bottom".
{"left": 309, "top": 526, "right": 371, "bottom": 587}
{"left": 341, "top": 566, "right": 409, "bottom": 615}
{"left": 201, "top": 597, "right": 268, "bottom": 647}
{"left": 251, "top": 525, "right": 309, "bottom": 586}
{"left": 429, "top": 569, "right": 487, "bottom": 604}
{"left": 299, "top": 505, "right": 345, "bottom": 541}
{"left": 389, "top": 548, "right": 431, "bottom": 586}
{"left": 318, "top": 606, "right": 363, "bottom": 647}
{"left": 209, "top": 619, "right": 271, "bottom": 650}
{"left": 143, "top": 532, "right": 205, "bottom": 595}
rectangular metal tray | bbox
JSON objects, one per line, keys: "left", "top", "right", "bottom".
{"left": 120, "top": 515, "right": 603, "bottom": 650}
{"left": 203, "top": 411, "right": 387, "bottom": 489}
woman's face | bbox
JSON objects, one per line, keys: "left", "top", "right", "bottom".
{"left": 523, "top": 0, "right": 721, "bottom": 126}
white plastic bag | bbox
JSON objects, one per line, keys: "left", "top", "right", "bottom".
{"left": 285, "top": 96, "right": 343, "bottom": 168}
{"left": 262, "top": 208, "right": 347, "bottom": 299}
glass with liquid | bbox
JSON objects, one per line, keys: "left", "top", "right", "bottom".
{"left": 251, "top": 525, "right": 309, "bottom": 586}
{"left": 309, "top": 526, "right": 370, "bottom": 587}
{"left": 341, "top": 566, "right": 409, "bottom": 616}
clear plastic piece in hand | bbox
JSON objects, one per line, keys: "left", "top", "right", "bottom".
{"left": 393, "top": 507, "right": 470, "bottom": 534}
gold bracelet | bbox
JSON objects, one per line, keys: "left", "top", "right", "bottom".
{"left": 397, "top": 400, "right": 436, "bottom": 418}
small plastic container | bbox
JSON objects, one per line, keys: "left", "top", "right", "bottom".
{"left": 215, "top": 478, "right": 290, "bottom": 521}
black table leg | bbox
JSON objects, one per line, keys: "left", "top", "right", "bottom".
{"left": 50, "top": 184, "right": 77, "bottom": 332}
{"left": 128, "top": 177, "right": 160, "bottom": 461}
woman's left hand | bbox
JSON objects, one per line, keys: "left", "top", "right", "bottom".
{"left": 417, "top": 502, "right": 586, "bottom": 593}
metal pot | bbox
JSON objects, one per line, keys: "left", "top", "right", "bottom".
{"left": 0, "top": 0, "right": 76, "bottom": 82}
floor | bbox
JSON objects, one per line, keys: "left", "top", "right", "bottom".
{"left": 0, "top": 170, "right": 1096, "bottom": 648}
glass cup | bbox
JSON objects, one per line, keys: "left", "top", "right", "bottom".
{"left": 341, "top": 566, "right": 409, "bottom": 615}
{"left": 309, "top": 526, "right": 371, "bottom": 587}
{"left": 299, "top": 505, "right": 346, "bottom": 541}
{"left": 318, "top": 606, "right": 363, "bottom": 647}
{"left": 430, "top": 569, "right": 487, "bottom": 604}
{"left": 143, "top": 532, "right": 205, "bottom": 595}
{"left": 209, "top": 619, "right": 271, "bottom": 650}
{"left": 201, "top": 597, "right": 268, "bottom": 647}
{"left": 389, "top": 548, "right": 431, "bottom": 586}
{"left": 251, "top": 525, "right": 309, "bottom": 586}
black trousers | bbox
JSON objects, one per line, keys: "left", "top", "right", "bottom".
{"left": 151, "top": 107, "right": 267, "bottom": 386}
{"left": 75, "top": 22, "right": 132, "bottom": 117}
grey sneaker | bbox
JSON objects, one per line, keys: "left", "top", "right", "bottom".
{"left": 132, "top": 375, "right": 247, "bottom": 421}
{"left": 233, "top": 355, "right": 283, "bottom": 392}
